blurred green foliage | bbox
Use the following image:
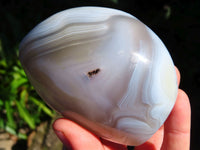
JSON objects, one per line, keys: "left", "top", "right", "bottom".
{"left": 0, "top": 40, "right": 55, "bottom": 139}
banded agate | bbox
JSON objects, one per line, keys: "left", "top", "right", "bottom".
{"left": 19, "top": 7, "right": 178, "bottom": 145}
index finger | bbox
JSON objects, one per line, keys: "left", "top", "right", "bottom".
{"left": 175, "top": 66, "right": 180, "bottom": 86}
{"left": 161, "top": 88, "right": 191, "bottom": 150}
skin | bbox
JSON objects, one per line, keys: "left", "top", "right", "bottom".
{"left": 53, "top": 67, "right": 191, "bottom": 150}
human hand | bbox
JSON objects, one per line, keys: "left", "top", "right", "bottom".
{"left": 53, "top": 67, "right": 191, "bottom": 150}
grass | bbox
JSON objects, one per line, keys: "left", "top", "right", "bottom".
{"left": 0, "top": 40, "right": 55, "bottom": 140}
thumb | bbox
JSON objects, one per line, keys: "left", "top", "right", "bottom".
{"left": 53, "top": 118, "right": 103, "bottom": 150}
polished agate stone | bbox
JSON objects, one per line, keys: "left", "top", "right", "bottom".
{"left": 19, "top": 7, "right": 178, "bottom": 145}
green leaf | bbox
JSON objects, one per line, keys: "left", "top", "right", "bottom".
{"left": 16, "top": 100, "right": 36, "bottom": 129}
{"left": 0, "top": 59, "right": 7, "bottom": 68}
{"left": 0, "top": 69, "right": 6, "bottom": 74}
{"left": 29, "top": 96, "right": 54, "bottom": 117}
{"left": 10, "top": 75, "right": 28, "bottom": 95}
{"left": 20, "top": 89, "right": 28, "bottom": 107}
{"left": 0, "top": 99, "right": 4, "bottom": 106}
{"left": 5, "top": 101, "right": 17, "bottom": 130}
{"left": 0, "top": 118, "right": 4, "bottom": 129}
{"left": 13, "top": 65, "right": 27, "bottom": 77}
{"left": 5, "top": 125, "right": 16, "bottom": 135}
{"left": 18, "top": 132, "right": 27, "bottom": 140}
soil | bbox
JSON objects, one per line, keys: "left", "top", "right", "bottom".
{"left": 0, "top": 117, "right": 63, "bottom": 150}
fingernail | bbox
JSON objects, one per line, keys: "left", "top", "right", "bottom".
{"left": 54, "top": 130, "right": 72, "bottom": 150}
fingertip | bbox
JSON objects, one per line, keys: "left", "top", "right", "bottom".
{"left": 175, "top": 66, "right": 180, "bottom": 86}
{"left": 53, "top": 118, "right": 69, "bottom": 132}
{"left": 53, "top": 118, "right": 73, "bottom": 149}
{"left": 165, "top": 89, "right": 191, "bottom": 133}
{"left": 176, "top": 89, "right": 191, "bottom": 119}
{"left": 161, "top": 89, "right": 191, "bottom": 150}
{"left": 174, "top": 89, "right": 191, "bottom": 117}
{"left": 177, "top": 89, "right": 190, "bottom": 106}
